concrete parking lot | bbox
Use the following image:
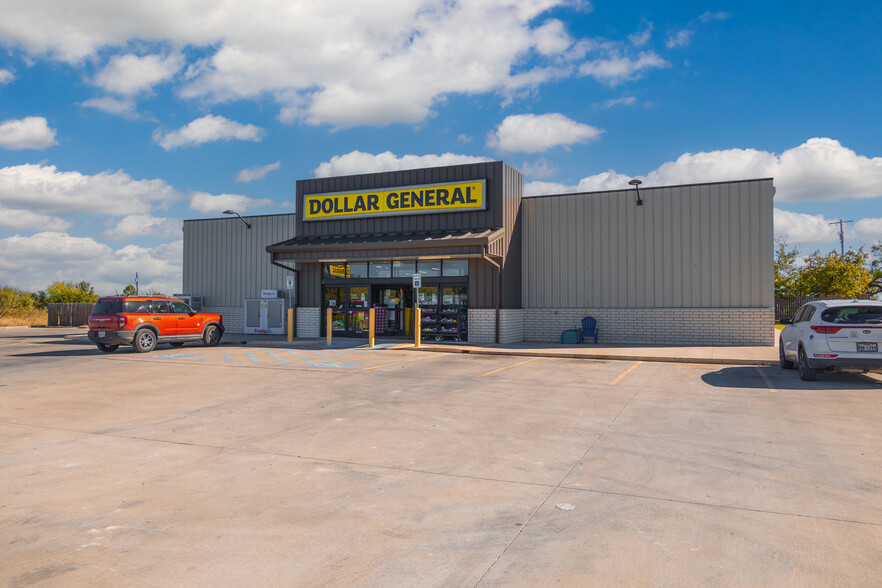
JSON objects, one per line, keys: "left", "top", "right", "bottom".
{"left": 2, "top": 328, "right": 881, "bottom": 586}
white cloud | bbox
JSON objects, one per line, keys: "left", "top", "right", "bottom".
{"left": 532, "top": 19, "right": 572, "bottom": 56}
{"left": 0, "top": 207, "right": 70, "bottom": 231}
{"left": 855, "top": 218, "right": 882, "bottom": 245}
{"left": 0, "top": 232, "right": 182, "bottom": 295}
{"left": 94, "top": 53, "right": 183, "bottom": 95}
{"left": 666, "top": 29, "right": 693, "bottom": 49}
{"left": 0, "top": 163, "right": 181, "bottom": 217}
{"left": 518, "top": 158, "right": 557, "bottom": 179}
{"left": 0, "top": 163, "right": 179, "bottom": 216}
{"left": 188, "top": 192, "right": 273, "bottom": 214}
{"left": 313, "top": 150, "right": 493, "bottom": 178}
{"left": 154, "top": 114, "right": 265, "bottom": 150}
{"left": 773, "top": 210, "right": 882, "bottom": 250}
{"left": 0, "top": 117, "right": 58, "bottom": 149}
{"left": 81, "top": 96, "right": 139, "bottom": 118}
{"left": 525, "top": 138, "right": 882, "bottom": 203}
{"left": 0, "top": 0, "right": 647, "bottom": 127}
{"left": 628, "top": 23, "right": 653, "bottom": 47}
{"left": 236, "top": 161, "right": 280, "bottom": 183}
{"left": 773, "top": 209, "right": 839, "bottom": 248}
{"left": 0, "top": 69, "right": 13, "bottom": 84}
{"left": 579, "top": 51, "right": 669, "bottom": 85}
{"left": 487, "top": 113, "right": 602, "bottom": 153}
{"left": 103, "top": 214, "right": 181, "bottom": 240}
{"left": 595, "top": 96, "right": 637, "bottom": 109}
{"left": 700, "top": 11, "right": 732, "bottom": 23}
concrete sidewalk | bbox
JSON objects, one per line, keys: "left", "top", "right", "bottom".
{"left": 52, "top": 327, "right": 780, "bottom": 366}
{"left": 219, "top": 331, "right": 781, "bottom": 366}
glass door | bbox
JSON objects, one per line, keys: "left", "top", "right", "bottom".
{"left": 348, "top": 286, "right": 370, "bottom": 334}
{"left": 323, "top": 286, "right": 346, "bottom": 332}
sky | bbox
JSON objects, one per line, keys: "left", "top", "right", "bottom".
{"left": 0, "top": 0, "right": 880, "bottom": 296}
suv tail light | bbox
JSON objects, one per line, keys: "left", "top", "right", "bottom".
{"left": 118, "top": 316, "right": 127, "bottom": 328}
{"left": 811, "top": 326, "right": 842, "bottom": 334}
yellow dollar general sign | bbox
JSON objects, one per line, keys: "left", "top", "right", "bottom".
{"left": 328, "top": 264, "right": 350, "bottom": 277}
{"left": 303, "top": 180, "right": 486, "bottom": 221}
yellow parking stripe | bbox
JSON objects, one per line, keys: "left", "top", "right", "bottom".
{"left": 609, "top": 361, "right": 642, "bottom": 385}
{"left": 475, "top": 357, "right": 539, "bottom": 379}
{"left": 358, "top": 355, "right": 434, "bottom": 371}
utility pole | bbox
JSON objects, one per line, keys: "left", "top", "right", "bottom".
{"left": 829, "top": 219, "right": 853, "bottom": 256}
{"left": 135, "top": 272, "right": 139, "bottom": 295}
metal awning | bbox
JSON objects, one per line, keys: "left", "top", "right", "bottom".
{"left": 267, "top": 228, "right": 505, "bottom": 263}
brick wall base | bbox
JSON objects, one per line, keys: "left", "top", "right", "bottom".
{"left": 297, "top": 307, "right": 321, "bottom": 338}
{"left": 204, "top": 306, "right": 244, "bottom": 334}
{"left": 523, "top": 307, "right": 774, "bottom": 346}
{"left": 467, "top": 308, "right": 496, "bottom": 344}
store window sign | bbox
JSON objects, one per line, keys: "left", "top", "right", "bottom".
{"left": 328, "top": 264, "right": 350, "bottom": 277}
{"left": 303, "top": 180, "right": 486, "bottom": 221}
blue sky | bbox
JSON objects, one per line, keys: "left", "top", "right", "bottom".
{"left": 1, "top": 0, "right": 880, "bottom": 295}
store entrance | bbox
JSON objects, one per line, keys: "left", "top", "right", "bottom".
{"left": 372, "top": 286, "right": 413, "bottom": 336}
{"left": 321, "top": 282, "right": 467, "bottom": 340}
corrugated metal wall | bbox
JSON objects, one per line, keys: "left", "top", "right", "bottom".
{"left": 183, "top": 213, "right": 297, "bottom": 307}
{"left": 521, "top": 179, "right": 774, "bottom": 309}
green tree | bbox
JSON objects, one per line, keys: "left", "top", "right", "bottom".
{"left": 868, "top": 242, "right": 882, "bottom": 297}
{"left": 0, "top": 286, "right": 36, "bottom": 318}
{"left": 774, "top": 239, "right": 800, "bottom": 297}
{"left": 793, "top": 248, "right": 874, "bottom": 298}
{"left": 44, "top": 281, "right": 99, "bottom": 303}
{"left": 118, "top": 284, "right": 137, "bottom": 296}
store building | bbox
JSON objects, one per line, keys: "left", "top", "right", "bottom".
{"left": 183, "top": 161, "right": 775, "bottom": 345}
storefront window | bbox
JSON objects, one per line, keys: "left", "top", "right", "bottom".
{"left": 348, "top": 263, "right": 368, "bottom": 278}
{"left": 392, "top": 261, "right": 416, "bottom": 277}
{"left": 369, "top": 261, "right": 391, "bottom": 278}
{"left": 418, "top": 259, "right": 442, "bottom": 277}
{"left": 443, "top": 286, "right": 467, "bottom": 306}
{"left": 442, "top": 259, "right": 468, "bottom": 276}
{"left": 323, "top": 262, "right": 368, "bottom": 278}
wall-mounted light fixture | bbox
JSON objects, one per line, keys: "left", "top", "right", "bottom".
{"left": 223, "top": 209, "right": 252, "bottom": 228}
{"left": 628, "top": 179, "right": 643, "bottom": 206}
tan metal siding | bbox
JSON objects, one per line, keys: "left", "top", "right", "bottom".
{"left": 521, "top": 179, "right": 774, "bottom": 309}
{"left": 183, "top": 213, "right": 297, "bottom": 307}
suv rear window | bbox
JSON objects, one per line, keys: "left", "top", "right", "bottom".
{"left": 91, "top": 300, "right": 151, "bottom": 314}
{"left": 821, "top": 306, "right": 882, "bottom": 324}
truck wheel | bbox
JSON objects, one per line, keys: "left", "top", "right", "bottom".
{"left": 134, "top": 329, "right": 157, "bottom": 353}
{"left": 203, "top": 325, "right": 220, "bottom": 347}
{"left": 96, "top": 343, "right": 119, "bottom": 353}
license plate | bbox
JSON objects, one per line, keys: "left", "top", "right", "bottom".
{"left": 857, "top": 342, "right": 877, "bottom": 352}
{"left": 97, "top": 331, "right": 105, "bottom": 338}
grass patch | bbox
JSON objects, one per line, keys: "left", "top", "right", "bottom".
{"left": 0, "top": 308, "right": 48, "bottom": 327}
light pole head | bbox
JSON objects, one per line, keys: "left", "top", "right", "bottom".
{"left": 223, "top": 209, "right": 252, "bottom": 228}
{"left": 628, "top": 179, "right": 644, "bottom": 206}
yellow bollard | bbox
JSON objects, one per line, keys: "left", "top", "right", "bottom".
{"left": 368, "top": 308, "right": 375, "bottom": 348}
{"left": 287, "top": 308, "right": 294, "bottom": 343}
{"left": 326, "top": 307, "right": 332, "bottom": 346}
{"left": 414, "top": 307, "right": 421, "bottom": 347}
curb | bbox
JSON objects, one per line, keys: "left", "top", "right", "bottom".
{"left": 393, "top": 344, "right": 777, "bottom": 366}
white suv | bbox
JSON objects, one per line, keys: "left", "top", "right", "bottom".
{"left": 780, "top": 299, "right": 882, "bottom": 381}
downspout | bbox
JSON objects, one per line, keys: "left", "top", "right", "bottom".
{"left": 271, "top": 258, "right": 299, "bottom": 334}
{"left": 482, "top": 249, "right": 502, "bottom": 344}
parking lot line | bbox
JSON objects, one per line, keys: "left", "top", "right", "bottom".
{"left": 358, "top": 355, "right": 436, "bottom": 371}
{"left": 475, "top": 357, "right": 539, "bottom": 379}
{"left": 754, "top": 366, "right": 778, "bottom": 393}
{"left": 608, "top": 361, "right": 643, "bottom": 385}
